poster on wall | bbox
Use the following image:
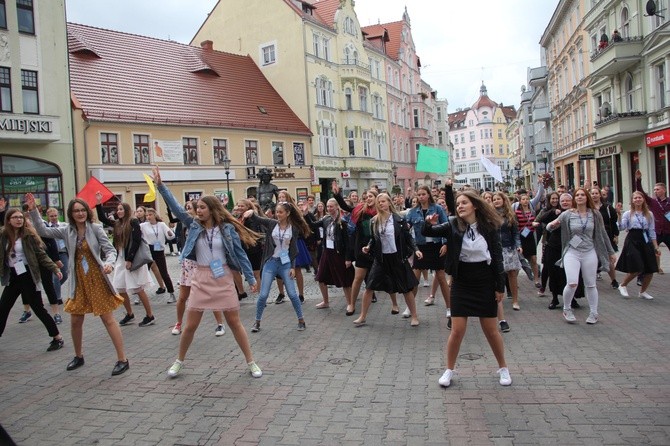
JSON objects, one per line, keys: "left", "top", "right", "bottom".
{"left": 184, "top": 191, "right": 202, "bottom": 202}
{"left": 296, "top": 187, "right": 308, "bottom": 201}
{"left": 272, "top": 142, "right": 284, "bottom": 165}
{"left": 152, "top": 140, "right": 184, "bottom": 163}
{"left": 293, "top": 142, "right": 305, "bottom": 166}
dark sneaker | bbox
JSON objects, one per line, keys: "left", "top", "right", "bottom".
{"left": 611, "top": 280, "right": 619, "bottom": 289}
{"left": 156, "top": 287, "right": 166, "bottom": 295}
{"left": 299, "top": 295, "right": 305, "bottom": 304}
{"left": 371, "top": 293, "right": 377, "bottom": 303}
{"left": 499, "top": 320, "right": 510, "bottom": 333}
{"left": 636, "top": 277, "right": 643, "bottom": 286}
{"left": 119, "top": 313, "right": 135, "bottom": 326}
{"left": 54, "top": 314, "right": 63, "bottom": 324}
{"left": 138, "top": 315, "right": 155, "bottom": 327}
{"left": 19, "top": 311, "right": 32, "bottom": 323}
{"left": 251, "top": 321, "right": 261, "bottom": 333}
{"left": 66, "top": 356, "right": 85, "bottom": 371}
{"left": 447, "top": 317, "right": 452, "bottom": 330}
{"left": 238, "top": 292, "right": 248, "bottom": 301}
{"left": 274, "top": 294, "right": 285, "bottom": 304}
{"left": 297, "top": 321, "right": 306, "bottom": 331}
{"left": 47, "top": 338, "right": 64, "bottom": 351}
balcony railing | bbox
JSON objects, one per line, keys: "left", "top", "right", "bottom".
{"left": 594, "top": 110, "right": 647, "bottom": 141}
{"left": 340, "top": 59, "right": 370, "bottom": 70}
{"left": 590, "top": 36, "right": 644, "bottom": 77}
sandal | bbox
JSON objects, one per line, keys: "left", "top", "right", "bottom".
{"left": 315, "top": 302, "right": 330, "bottom": 309}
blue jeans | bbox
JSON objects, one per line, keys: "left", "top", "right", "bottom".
{"left": 53, "top": 253, "right": 69, "bottom": 302}
{"left": 256, "top": 257, "right": 302, "bottom": 321}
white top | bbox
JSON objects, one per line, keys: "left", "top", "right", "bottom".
{"left": 378, "top": 216, "right": 397, "bottom": 254}
{"left": 458, "top": 222, "right": 491, "bottom": 264}
{"left": 195, "top": 226, "right": 226, "bottom": 266}
{"left": 8, "top": 239, "right": 26, "bottom": 268}
{"left": 140, "top": 221, "right": 175, "bottom": 251}
{"left": 272, "top": 224, "right": 292, "bottom": 258}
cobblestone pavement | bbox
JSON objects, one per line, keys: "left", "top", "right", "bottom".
{"left": 1, "top": 242, "right": 669, "bottom": 445}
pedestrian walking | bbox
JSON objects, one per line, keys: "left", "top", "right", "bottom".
{"left": 140, "top": 208, "right": 176, "bottom": 303}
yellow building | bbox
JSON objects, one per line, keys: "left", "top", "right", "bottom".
{"left": 68, "top": 24, "right": 312, "bottom": 213}
{"left": 193, "top": 0, "right": 393, "bottom": 195}
{"left": 0, "top": 0, "right": 74, "bottom": 213}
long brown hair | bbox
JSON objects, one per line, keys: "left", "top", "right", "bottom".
{"left": 353, "top": 188, "right": 378, "bottom": 223}
{"left": 198, "top": 195, "right": 261, "bottom": 248}
{"left": 630, "top": 191, "right": 652, "bottom": 222}
{"left": 3, "top": 208, "right": 44, "bottom": 254}
{"left": 572, "top": 187, "right": 596, "bottom": 210}
{"left": 492, "top": 191, "right": 517, "bottom": 228}
{"left": 454, "top": 190, "right": 502, "bottom": 234}
{"left": 414, "top": 185, "right": 435, "bottom": 208}
{"left": 275, "top": 201, "right": 312, "bottom": 237}
{"left": 112, "top": 202, "right": 134, "bottom": 250}
{"left": 66, "top": 198, "right": 94, "bottom": 225}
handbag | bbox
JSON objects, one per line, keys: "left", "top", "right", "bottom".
{"left": 129, "top": 239, "right": 152, "bottom": 271}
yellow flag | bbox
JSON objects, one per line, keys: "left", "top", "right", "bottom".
{"left": 143, "top": 173, "right": 156, "bottom": 202}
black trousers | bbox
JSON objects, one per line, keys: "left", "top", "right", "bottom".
{"left": 149, "top": 248, "right": 174, "bottom": 293}
{"left": 0, "top": 268, "right": 59, "bottom": 338}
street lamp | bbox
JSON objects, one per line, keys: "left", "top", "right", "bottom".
{"left": 392, "top": 164, "right": 398, "bottom": 185}
{"left": 223, "top": 157, "right": 231, "bottom": 196}
{"left": 540, "top": 148, "right": 549, "bottom": 173}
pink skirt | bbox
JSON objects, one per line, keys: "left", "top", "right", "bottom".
{"left": 180, "top": 258, "right": 197, "bottom": 287}
{"left": 188, "top": 265, "right": 239, "bottom": 312}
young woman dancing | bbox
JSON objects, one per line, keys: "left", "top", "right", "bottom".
{"left": 153, "top": 167, "right": 262, "bottom": 378}
{"left": 27, "top": 194, "right": 129, "bottom": 375}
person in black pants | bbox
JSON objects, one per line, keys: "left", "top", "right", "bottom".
{"left": 0, "top": 208, "right": 64, "bottom": 352}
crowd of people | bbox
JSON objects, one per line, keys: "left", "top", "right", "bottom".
{"left": 0, "top": 168, "right": 665, "bottom": 387}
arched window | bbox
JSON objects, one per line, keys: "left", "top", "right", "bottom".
{"left": 621, "top": 7, "right": 630, "bottom": 38}
{"left": 0, "top": 155, "right": 64, "bottom": 216}
{"left": 316, "top": 77, "right": 332, "bottom": 107}
{"left": 625, "top": 73, "right": 634, "bottom": 111}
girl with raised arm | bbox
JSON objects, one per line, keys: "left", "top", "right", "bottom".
{"left": 26, "top": 194, "right": 128, "bottom": 375}
{"left": 153, "top": 167, "right": 261, "bottom": 378}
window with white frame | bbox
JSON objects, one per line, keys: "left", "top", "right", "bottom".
{"left": 316, "top": 77, "right": 333, "bottom": 107}
{"left": 362, "top": 130, "right": 371, "bottom": 157}
{"left": 375, "top": 133, "right": 384, "bottom": 159}
{"left": 373, "top": 94, "right": 382, "bottom": 119}
{"left": 0, "top": 66, "right": 11, "bottom": 112}
{"left": 359, "top": 87, "right": 368, "bottom": 112}
{"left": 347, "top": 129, "right": 355, "bottom": 156}
{"left": 470, "top": 146, "right": 476, "bottom": 157}
{"left": 438, "top": 131, "right": 443, "bottom": 144}
{"left": 261, "top": 43, "right": 276, "bottom": 66}
{"left": 437, "top": 107, "right": 442, "bottom": 121}
{"left": 319, "top": 124, "right": 336, "bottom": 156}
{"left": 469, "top": 131, "right": 475, "bottom": 142}
{"left": 344, "top": 16, "right": 357, "bottom": 36}
{"left": 345, "top": 88, "right": 352, "bottom": 110}
{"left": 133, "top": 134, "right": 150, "bottom": 164}
{"left": 625, "top": 73, "right": 634, "bottom": 112}
{"left": 621, "top": 7, "right": 630, "bottom": 38}
{"left": 656, "top": 62, "right": 666, "bottom": 109}
{"left": 245, "top": 140, "right": 258, "bottom": 165}
{"left": 390, "top": 102, "right": 395, "bottom": 124}
{"left": 653, "top": 0, "right": 666, "bottom": 28}
{"left": 323, "top": 37, "right": 331, "bottom": 61}
{"left": 413, "top": 109, "right": 419, "bottom": 128}
{"left": 499, "top": 144, "right": 504, "bottom": 155}
{"left": 313, "top": 33, "right": 321, "bottom": 58}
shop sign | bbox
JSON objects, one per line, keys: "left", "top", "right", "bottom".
{"left": 273, "top": 168, "right": 295, "bottom": 179}
{"left": 578, "top": 149, "right": 595, "bottom": 160}
{"left": 597, "top": 144, "right": 621, "bottom": 158}
{"left": 646, "top": 128, "right": 670, "bottom": 147}
{"left": 0, "top": 118, "right": 53, "bottom": 134}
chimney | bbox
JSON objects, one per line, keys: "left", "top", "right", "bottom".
{"left": 201, "top": 40, "right": 213, "bottom": 51}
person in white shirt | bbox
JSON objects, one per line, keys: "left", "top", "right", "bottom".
{"left": 140, "top": 208, "right": 176, "bottom": 303}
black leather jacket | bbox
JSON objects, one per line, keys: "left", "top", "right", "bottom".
{"left": 307, "top": 214, "right": 349, "bottom": 259}
{"left": 422, "top": 216, "right": 505, "bottom": 293}
{"left": 366, "top": 214, "right": 417, "bottom": 261}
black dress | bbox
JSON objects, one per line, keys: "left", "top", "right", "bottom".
{"left": 616, "top": 229, "right": 658, "bottom": 274}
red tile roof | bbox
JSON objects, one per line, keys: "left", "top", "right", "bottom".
{"left": 471, "top": 94, "right": 497, "bottom": 110}
{"left": 307, "top": 0, "right": 341, "bottom": 27}
{"left": 448, "top": 109, "right": 469, "bottom": 130}
{"left": 67, "top": 23, "right": 311, "bottom": 135}
{"left": 376, "top": 20, "right": 404, "bottom": 61}
{"left": 501, "top": 105, "right": 517, "bottom": 121}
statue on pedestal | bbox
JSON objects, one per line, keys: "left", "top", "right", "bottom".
{"left": 257, "top": 168, "right": 279, "bottom": 211}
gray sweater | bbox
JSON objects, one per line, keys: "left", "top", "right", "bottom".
{"left": 553, "top": 209, "right": 615, "bottom": 272}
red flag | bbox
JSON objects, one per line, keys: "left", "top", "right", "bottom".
{"left": 76, "top": 176, "right": 114, "bottom": 208}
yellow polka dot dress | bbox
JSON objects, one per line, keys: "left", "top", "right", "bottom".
{"left": 64, "top": 239, "right": 124, "bottom": 316}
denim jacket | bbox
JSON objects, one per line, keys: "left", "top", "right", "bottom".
{"left": 157, "top": 184, "right": 256, "bottom": 285}
{"left": 405, "top": 204, "right": 447, "bottom": 245}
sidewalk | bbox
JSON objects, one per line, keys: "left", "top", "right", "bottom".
{"left": 0, "top": 246, "right": 669, "bottom": 445}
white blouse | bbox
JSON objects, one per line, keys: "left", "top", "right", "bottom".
{"left": 458, "top": 222, "right": 491, "bottom": 264}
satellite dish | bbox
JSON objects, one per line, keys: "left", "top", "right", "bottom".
{"left": 645, "top": 0, "right": 665, "bottom": 17}
{"left": 646, "top": 0, "right": 657, "bottom": 16}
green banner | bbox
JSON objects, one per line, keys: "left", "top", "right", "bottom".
{"left": 416, "top": 146, "right": 449, "bottom": 174}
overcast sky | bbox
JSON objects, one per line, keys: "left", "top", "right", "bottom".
{"left": 66, "top": 0, "right": 559, "bottom": 113}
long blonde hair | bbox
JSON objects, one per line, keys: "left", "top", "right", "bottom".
{"left": 630, "top": 191, "right": 652, "bottom": 222}
{"left": 493, "top": 191, "right": 517, "bottom": 228}
{"left": 371, "top": 193, "right": 398, "bottom": 235}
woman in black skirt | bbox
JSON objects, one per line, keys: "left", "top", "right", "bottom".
{"left": 310, "top": 198, "right": 354, "bottom": 309}
{"left": 423, "top": 190, "right": 512, "bottom": 388}
{"left": 355, "top": 193, "right": 421, "bottom": 327}
{"left": 615, "top": 191, "right": 659, "bottom": 300}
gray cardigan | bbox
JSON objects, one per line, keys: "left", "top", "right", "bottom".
{"left": 553, "top": 209, "right": 615, "bottom": 272}
{"left": 247, "top": 214, "right": 299, "bottom": 268}
{"left": 29, "top": 209, "right": 118, "bottom": 300}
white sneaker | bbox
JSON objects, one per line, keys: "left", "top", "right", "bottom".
{"left": 171, "top": 323, "right": 182, "bottom": 335}
{"left": 166, "top": 293, "right": 176, "bottom": 304}
{"left": 424, "top": 296, "right": 435, "bottom": 306}
{"left": 586, "top": 313, "right": 599, "bottom": 324}
{"left": 497, "top": 367, "right": 512, "bottom": 386}
{"left": 402, "top": 307, "right": 411, "bottom": 318}
{"left": 639, "top": 292, "right": 654, "bottom": 300}
{"left": 563, "top": 308, "right": 577, "bottom": 323}
{"left": 422, "top": 280, "right": 429, "bottom": 287}
{"left": 215, "top": 324, "right": 226, "bottom": 336}
{"left": 133, "top": 296, "right": 140, "bottom": 305}
{"left": 248, "top": 362, "right": 262, "bottom": 378}
{"left": 167, "top": 360, "right": 183, "bottom": 378}
{"left": 618, "top": 285, "right": 629, "bottom": 297}
{"left": 438, "top": 369, "right": 453, "bottom": 387}
{"left": 445, "top": 308, "right": 451, "bottom": 318}
{"left": 596, "top": 273, "right": 602, "bottom": 281}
